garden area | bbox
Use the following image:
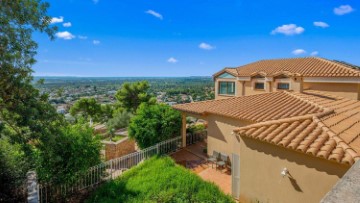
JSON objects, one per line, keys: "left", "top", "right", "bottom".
{"left": 86, "top": 156, "right": 234, "bottom": 203}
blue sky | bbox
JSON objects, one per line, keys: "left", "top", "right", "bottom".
{"left": 33, "top": 0, "right": 360, "bottom": 77}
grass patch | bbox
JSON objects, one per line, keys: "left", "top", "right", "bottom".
{"left": 86, "top": 156, "right": 234, "bottom": 203}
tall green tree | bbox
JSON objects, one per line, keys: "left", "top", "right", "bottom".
{"left": 0, "top": 0, "right": 62, "bottom": 200}
{"left": 115, "top": 81, "right": 156, "bottom": 112}
{"left": 128, "top": 103, "right": 181, "bottom": 149}
{"left": 0, "top": 1, "right": 100, "bottom": 201}
{"left": 0, "top": 0, "right": 60, "bottom": 145}
{"left": 70, "top": 98, "right": 102, "bottom": 122}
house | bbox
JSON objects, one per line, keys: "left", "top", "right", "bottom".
{"left": 173, "top": 57, "right": 360, "bottom": 203}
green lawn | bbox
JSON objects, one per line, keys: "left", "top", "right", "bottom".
{"left": 86, "top": 156, "right": 234, "bottom": 203}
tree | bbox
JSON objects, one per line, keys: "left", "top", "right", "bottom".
{"left": 0, "top": 1, "right": 60, "bottom": 200}
{"left": 0, "top": 0, "right": 60, "bottom": 146}
{"left": 0, "top": 1, "right": 100, "bottom": 200}
{"left": 106, "top": 111, "right": 132, "bottom": 140}
{"left": 115, "top": 81, "right": 156, "bottom": 112}
{"left": 70, "top": 98, "right": 102, "bottom": 122}
{"left": 100, "top": 104, "right": 114, "bottom": 122}
{"left": 56, "top": 87, "right": 64, "bottom": 97}
{"left": 128, "top": 103, "right": 181, "bottom": 149}
{"left": 36, "top": 123, "right": 101, "bottom": 185}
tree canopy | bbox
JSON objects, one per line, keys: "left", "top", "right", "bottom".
{"left": 0, "top": 1, "right": 101, "bottom": 200}
{"left": 0, "top": 0, "right": 61, "bottom": 146}
{"left": 115, "top": 81, "right": 156, "bottom": 112}
{"left": 128, "top": 103, "right": 181, "bottom": 149}
{"left": 70, "top": 98, "right": 102, "bottom": 121}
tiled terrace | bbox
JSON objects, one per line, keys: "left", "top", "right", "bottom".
{"left": 170, "top": 142, "right": 231, "bottom": 195}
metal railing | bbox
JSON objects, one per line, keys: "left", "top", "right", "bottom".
{"left": 38, "top": 136, "right": 182, "bottom": 203}
{"left": 186, "top": 130, "right": 207, "bottom": 146}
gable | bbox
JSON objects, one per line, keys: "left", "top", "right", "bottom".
{"left": 218, "top": 72, "right": 236, "bottom": 79}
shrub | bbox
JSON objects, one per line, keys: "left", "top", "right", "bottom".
{"left": 187, "top": 123, "right": 206, "bottom": 135}
{"left": 36, "top": 123, "right": 101, "bottom": 186}
{"left": 0, "top": 138, "right": 30, "bottom": 201}
{"left": 86, "top": 156, "right": 234, "bottom": 203}
{"left": 128, "top": 103, "right": 181, "bottom": 149}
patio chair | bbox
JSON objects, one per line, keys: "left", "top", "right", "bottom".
{"left": 207, "top": 151, "right": 219, "bottom": 168}
{"left": 216, "top": 153, "right": 228, "bottom": 172}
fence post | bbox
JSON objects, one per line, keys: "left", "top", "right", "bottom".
{"left": 156, "top": 143, "right": 159, "bottom": 154}
{"left": 110, "top": 160, "right": 113, "bottom": 180}
{"left": 27, "top": 171, "right": 39, "bottom": 203}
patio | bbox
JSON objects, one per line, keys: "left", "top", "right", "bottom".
{"left": 170, "top": 141, "right": 232, "bottom": 195}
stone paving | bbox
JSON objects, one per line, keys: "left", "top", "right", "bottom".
{"left": 170, "top": 143, "right": 232, "bottom": 195}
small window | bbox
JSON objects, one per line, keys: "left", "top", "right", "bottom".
{"left": 218, "top": 81, "right": 235, "bottom": 95}
{"left": 254, "top": 82, "right": 265, "bottom": 90}
{"left": 277, "top": 83, "right": 290, "bottom": 90}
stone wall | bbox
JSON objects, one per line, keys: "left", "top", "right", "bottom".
{"left": 104, "top": 137, "right": 136, "bottom": 160}
{"left": 321, "top": 160, "right": 360, "bottom": 203}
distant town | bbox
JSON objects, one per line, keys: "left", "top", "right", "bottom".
{"left": 33, "top": 76, "right": 215, "bottom": 117}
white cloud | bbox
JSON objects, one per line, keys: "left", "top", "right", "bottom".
{"left": 63, "top": 22, "right": 72, "bottom": 27}
{"left": 93, "top": 40, "right": 100, "bottom": 45}
{"left": 311, "top": 51, "right": 319, "bottom": 56}
{"left": 93, "top": 0, "right": 99, "bottom": 4}
{"left": 271, "top": 24, "right": 304, "bottom": 35}
{"left": 334, "top": 5, "right": 354, "bottom": 15}
{"left": 51, "top": 16, "right": 64, "bottom": 24}
{"left": 313, "top": 21, "right": 329, "bottom": 28}
{"left": 199, "top": 42, "right": 215, "bottom": 50}
{"left": 78, "top": 35, "right": 88, "bottom": 40}
{"left": 292, "top": 49, "right": 306, "bottom": 55}
{"left": 145, "top": 10, "right": 163, "bottom": 20}
{"left": 167, "top": 57, "right": 178, "bottom": 63}
{"left": 55, "top": 31, "right": 75, "bottom": 40}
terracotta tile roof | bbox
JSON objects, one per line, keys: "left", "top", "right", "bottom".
{"left": 292, "top": 90, "right": 360, "bottom": 155}
{"left": 231, "top": 90, "right": 360, "bottom": 165}
{"left": 233, "top": 57, "right": 360, "bottom": 77}
{"left": 235, "top": 114, "right": 359, "bottom": 165}
{"left": 173, "top": 89, "right": 360, "bottom": 165}
{"left": 213, "top": 67, "right": 238, "bottom": 78}
{"left": 224, "top": 68, "right": 238, "bottom": 76}
{"left": 173, "top": 91, "right": 324, "bottom": 122}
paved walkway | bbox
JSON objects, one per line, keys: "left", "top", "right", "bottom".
{"left": 198, "top": 167, "right": 231, "bottom": 194}
{"left": 170, "top": 145, "right": 231, "bottom": 195}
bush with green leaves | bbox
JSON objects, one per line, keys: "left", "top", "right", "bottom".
{"left": 86, "top": 156, "right": 234, "bottom": 203}
{"left": 36, "top": 123, "right": 101, "bottom": 185}
{"left": 187, "top": 123, "right": 206, "bottom": 135}
{"left": 128, "top": 103, "right": 181, "bottom": 149}
{"left": 0, "top": 138, "right": 31, "bottom": 201}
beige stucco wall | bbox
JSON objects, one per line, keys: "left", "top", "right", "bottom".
{"left": 243, "top": 81, "right": 267, "bottom": 96}
{"left": 206, "top": 114, "right": 253, "bottom": 158}
{"left": 214, "top": 73, "right": 360, "bottom": 100}
{"left": 303, "top": 82, "right": 360, "bottom": 100}
{"left": 239, "top": 137, "right": 349, "bottom": 203}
